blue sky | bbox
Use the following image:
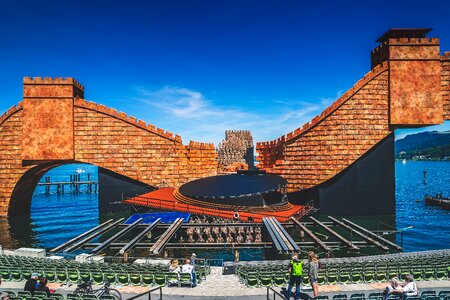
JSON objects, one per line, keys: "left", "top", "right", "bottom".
{"left": 1, "top": 0, "right": 450, "bottom": 144}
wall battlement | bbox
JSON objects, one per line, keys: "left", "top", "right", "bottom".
{"left": 23, "top": 77, "right": 85, "bottom": 91}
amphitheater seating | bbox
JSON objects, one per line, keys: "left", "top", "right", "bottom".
{"left": 0, "top": 255, "right": 210, "bottom": 287}
{"left": 235, "top": 250, "right": 450, "bottom": 287}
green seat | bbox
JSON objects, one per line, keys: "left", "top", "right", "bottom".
{"left": 142, "top": 274, "right": 153, "bottom": 286}
{"left": 18, "top": 291, "right": 33, "bottom": 298}
{"left": 339, "top": 271, "right": 351, "bottom": 284}
{"left": 364, "top": 271, "right": 375, "bottom": 283}
{"left": 376, "top": 270, "right": 388, "bottom": 282}
{"left": 327, "top": 271, "right": 338, "bottom": 284}
{"left": 129, "top": 273, "right": 141, "bottom": 286}
{"left": 153, "top": 273, "right": 166, "bottom": 287}
{"left": 44, "top": 269, "right": 56, "bottom": 282}
{"left": 21, "top": 270, "right": 32, "bottom": 281}
{"left": 11, "top": 270, "right": 22, "bottom": 281}
{"left": 117, "top": 273, "right": 129, "bottom": 285}
{"left": 0, "top": 268, "right": 11, "bottom": 280}
{"left": 435, "top": 267, "right": 447, "bottom": 280}
{"left": 80, "top": 271, "right": 91, "bottom": 283}
{"left": 412, "top": 269, "right": 423, "bottom": 281}
{"left": 246, "top": 274, "right": 259, "bottom": 287}
{"left": 50, "top": 293, "right": 65, "bottom": 300}
{"left": 333, "top": 295, "right": 348, "bottom": 300}
{"left": 166, "top": 273, "right": 179, "bottom": 286}
{"left": 56, "top": 270, "right": 67, "bottom": 283}
{"left": 104, "top": 272, "right": 116, "bottom": 284}
{"left": 259, "top": 274, "right": 272, "bottom": 287}
{"left": 423, "top": 268, "right": 434, "bottom": 281}
{"left": 25, "top": 297, "right": 40, "bottom": 300}
{"left": 317, "top": 272, "right": 326, "bottom": 285}
{"left": 33, "top": 291, "right": 48, "bottom": 299}
{"left": 68, "top": 270, "right": 80, "bottom": 283}
{"left": 273, "top": 272, "right": 286, "bottom": 287}
{"left": 66, "top": 294, "right": 82, "bottom": 300}
{"left": 421, "top": 292, "right": 437, "bottom": 300}
{"left": 92, "top": 272, "right": 104, "bottom": 284}
{"left": 316, "top": 297, "right": 330, "bottom": 300}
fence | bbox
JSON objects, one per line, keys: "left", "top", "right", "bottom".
{"left": 125, "top": 287, "right": 162, "bottom": 300}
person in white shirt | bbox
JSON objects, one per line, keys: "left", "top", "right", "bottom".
{"left": 401, "top": 274, "right": 418, "bottom": 299}
{"left": 181, "top": 258, "right": 196, "bottom": 287}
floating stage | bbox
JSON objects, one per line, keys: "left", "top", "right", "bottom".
{"left": 50, "top": 212, "right": 402, "bottom": 258}
{"left": 124, "top": 171, "right": 312, "bottom": 222}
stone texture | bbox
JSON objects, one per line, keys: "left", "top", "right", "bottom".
{"left": 216, "top": 130, "right": 254, "bottom": 173}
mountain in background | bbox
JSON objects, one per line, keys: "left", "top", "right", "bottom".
{"left": 395, "top": 131, "right": 450, "bottom": 160}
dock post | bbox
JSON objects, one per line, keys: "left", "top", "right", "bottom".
{"left": 57, "top": 184, "right": 61, "bottom": 194}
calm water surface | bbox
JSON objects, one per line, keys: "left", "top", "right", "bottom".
{"left": 0, "top": 161, "right": 449, "bottom": 258}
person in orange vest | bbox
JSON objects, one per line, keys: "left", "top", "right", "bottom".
{"left": 286, "top": 255, "right": 303, "bottom": 300}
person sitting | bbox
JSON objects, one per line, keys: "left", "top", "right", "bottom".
{"left": 24, "top": 273, "right": 39, "bottom": 295}
{"left": 169, "top": 259, "right": 180, "bottom": 273}
{"left": 35, "top": 277, "right": 51, "bottom": 297}
{"left": 400, "top": 274, "right": 418, "bottom": 299}
{"left": 383, "top": 276, "right": 402, "bottom": 299}
{"left": 181, "top": 258, "right": 196, "bottom": 287}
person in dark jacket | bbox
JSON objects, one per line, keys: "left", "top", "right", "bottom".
{"left": 24, "top": 273, "right": 39, "bottom": 295}
{"left": 36, "top": 277, "right": 51, "bottom": 297}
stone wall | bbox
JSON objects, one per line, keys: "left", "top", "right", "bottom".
{"left": 0, "top": 78, "right": 218, "bottom": 217}
{"left": 442, "top": 52, "right": 450, "bottom": 119}
{"left": 216, "top": 130, "right": 254, "bottom": 171}
{"left": 257, "top": 63, "right": 391, "bottom": 191}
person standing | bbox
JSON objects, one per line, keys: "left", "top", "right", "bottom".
{"left": 190, "top": 253, "right": 197, "bottom": 265}
{"left": 308, "top": 251, "right": 319, "bottom": 298}
{"left": 286, "top": 255, "right": 303, "bottom": 300}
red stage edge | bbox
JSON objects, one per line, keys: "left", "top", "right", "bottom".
{"left": 123, "top": 188, "right": 313, "bottom": 222}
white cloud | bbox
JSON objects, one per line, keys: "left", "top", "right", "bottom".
{"left": 132, "top": 86, "right": 341, "bottom": 146}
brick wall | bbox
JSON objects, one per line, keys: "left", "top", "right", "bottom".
{"left": 443, "top": 52, "right": 450, "bottom": 119}
{"left": 0, "top": 105, "right": 29, "bottom": 216}
{"left": 257, "top": 63, "right": 391, "bottom": 191}
{"left": 0, "top": 88, "right": 217, "bottom": 217}
{"left": 73, "top": 99, "right": 217, "bottom": 188}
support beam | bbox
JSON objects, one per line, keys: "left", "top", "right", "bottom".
{"left": 91, "top": 218, "right": 143, "bottom": 254}
{"left": 269, "top": 217, "right": 300, "bottom": 253}
{"left": 309, "top": 216, "right": 359, "bottom": 251}
{"left": 50, "top": 219, "right": 113, "bottom": 253}
{"left": 328, "top": 216, "right": 389, "bottom": 251}
{"left": 119, "top": 218, "right": 161, "bottom": 255}
{"left": 290, "top": 217, "right": 331, "bottom": 252}
{"left": 342, "top": 218, "right": 402, "bottom": 251}
{"left": 149, "top": 218, "right": 184, "bottom": 255}
{"left": 262, "top": 217, "right": 285, "bottom": 253}
{"left": 64, "top": 218, "right": 125, "bottom": 253}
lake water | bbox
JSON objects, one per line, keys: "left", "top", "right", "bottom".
{"left": 0, "top": 161, "right": 449, "bottom": 257}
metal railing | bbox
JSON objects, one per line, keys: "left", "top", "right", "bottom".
{"left": 267, "top": 287, "right": 286, "bottom": 300}
{"left": 126, "top": 286, "right": 162, "bottom": 300}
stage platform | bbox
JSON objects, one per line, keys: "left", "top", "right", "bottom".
{"left": 123, "top": 188, "right": 311, "bottom": 222}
